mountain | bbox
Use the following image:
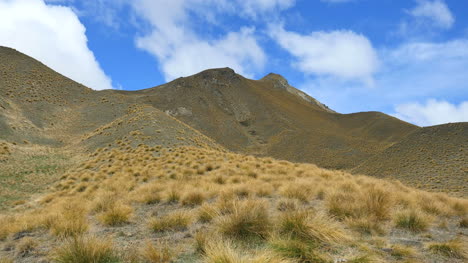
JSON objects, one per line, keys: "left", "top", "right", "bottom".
{"left": 353, "top": 122, "right": 468, "bottom": 196}
{"left": 118, "top": 68, "right": 418, "bottom": 169}
{"left": 0, "top": 46, "right": 223, "bottom": 152}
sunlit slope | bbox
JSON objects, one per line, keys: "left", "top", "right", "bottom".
{"left": 0, "top": 145, "right": 466, "bottom": 262}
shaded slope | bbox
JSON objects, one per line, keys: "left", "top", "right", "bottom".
{"left": 124, "top": 68, "right": 418, "bottom": 169}
{"left": 353, "top": 123, "right": 468, "bottom": 196}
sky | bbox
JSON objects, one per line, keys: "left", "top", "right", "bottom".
{"left": 0, "top": 0, "right": 467, "bottom": 126}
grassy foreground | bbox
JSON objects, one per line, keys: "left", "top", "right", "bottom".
{"left": 0, "top": 144, "right": 467, "bottom": 262}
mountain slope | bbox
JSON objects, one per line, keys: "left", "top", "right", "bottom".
{"left": 122, "top": 67, "right": 418, "bottom": 169}
{"left": 353, "top": 122, "right": 468, "bottom": 196}
{"left": 0, "top": 46, "right": 223, "bottom": 152}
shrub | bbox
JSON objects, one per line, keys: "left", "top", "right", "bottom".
{"left": 394, "top": 210, "right": 430, "bottom": 232}
{"left": 215, "top": 199, "right": 271, "bottom": 240}
{"left": 53, "top": 236, "right": 121, "bottom": 263}
{"left": 149, "top": 211, "right": 192, "bottom": 232}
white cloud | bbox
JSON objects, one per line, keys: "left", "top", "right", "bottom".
{"left": 132, "top": 0, "right": 267, "bottom": 81}
{"left": 409, "top": 0, "right": 454, "bottom": 29}
{"left": 270, "top": 26, "right": 379, "bottom": 85}
{"left": 238, "top": 0, "right": 295, "bottom": 18}
{"left": 0, "top": 0, "right": 113, "bottom": 90}
{"left": 393, "top": 99, "right": 468, "bottom": 126}
{"left": 297, "top": 38, "right": 468, "bottom": 125}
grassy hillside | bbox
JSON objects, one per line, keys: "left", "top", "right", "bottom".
{"left": 353, "top": 123, "right": 468, "bottom": 197}
{"left": 0, "top": 145, "right": 467, "bottom": 262}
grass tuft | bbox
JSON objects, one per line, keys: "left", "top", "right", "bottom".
{"left": 140, "top": 241, "right": 173, "bottom": 263}
{"left": 53, "top": 236, "right": 121, "bottom": 263}
{"left": 149, "top": 211, "right": 192, "bottom": 232}
{"left": 428, "top": 239, "right": 466, "bottom": 259}
{"left": 394, "top": 210, "right": 430, "bottom": 232}
{"left": 98, "top": 203, "right": 133, "bottom": 226}
{"left": 215, "top": 199, "right": 271, "bottom": 240}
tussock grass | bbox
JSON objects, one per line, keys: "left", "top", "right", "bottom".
{"left": 2, "top": 145, "right": 467, "bottom": 262}
{"left": 140, "top": 241, "right": 173, "bottom": 263}
{"left": 394, "top": 209, "right": 431, "bottom": 232}
{"left": 269, "top": 237, "right": 328, "bottom": 263}
{"left": 98, "top": 203, "right": 133, "bottom": 226}
{"left": 428, "top": 239, "right": 466, "bottom": 259}
{"left": 390, "top": 244, "right": 416, "bottom": 259}
{"left": 198, "top": 203, "right": 219, "bottom": 223}
{"left": 182, "top": 190, "right": 206, "bottom": 206}
{"left": 53, "top": 236, "right": 121, "bottom": 263}
{"left": 203, "top": 239, "right": 244, "bottom": 263}
{"left": 50, "top": 202, "right": 89, "bottom": 238}
{"left": 215, "top": 199, "right": 271, "bottom": 240}
{"left": 278, "top": 211, "right": 349, "bottom": 246}
{"left": 149, "top": 211, "right": 192, "bottom": 232}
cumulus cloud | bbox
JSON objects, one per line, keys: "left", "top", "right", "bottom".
{"left": 270, "top": 26, "right": 379, "bottom": 85}
{"left": 393, "top": 99, "right": 468, "bottom": 126}
{"left": 0, "top": 0, "right": 113, "bottom": 90}
{"left": 408, "top": 0, "right": 454, "bottom": 29}
{"left": 132, "top": 0, "right": 267, "bottom": 81}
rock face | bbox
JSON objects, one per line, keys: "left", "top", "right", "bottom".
{"left": 261, "top": 73, "right": 335, "bottom": 113}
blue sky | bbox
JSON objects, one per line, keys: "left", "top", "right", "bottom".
{"left": 1, "top": 0, "right": 467, "bottom": 126}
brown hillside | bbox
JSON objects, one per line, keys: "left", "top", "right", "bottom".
{"left": 123, "top": 68, "right": 418, "bottom": 169}
{"left": 0, "top": 46, "right": 222, "bottom": 152}
{"left": 353, "top": 123, "right": 468, "bottom": 197}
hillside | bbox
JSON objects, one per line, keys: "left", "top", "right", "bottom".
{"left": 1, "top": 145, "right": 467, "bottom": 263}
{"left": 121, "top": 68, "right": 418, "bottom": 169}
{"left": 353, "top": 123, "right": 468, "bottom": 197}
{"left": 0, "top": 46, "right": 223, "bottom": 208}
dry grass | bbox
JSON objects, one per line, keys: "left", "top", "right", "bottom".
{"left": 215, "top": 199, "right": 272, "bottom": 240}
{"left": 52, "top": 236, "right": 121, "bottom": 263}
{"left": 15, "top": 237, "right": 37, "bottom": 257}
{"left": 181, "top": 190, "right": 206, "bottom": 206}
{"left": 0, "top": 145, "right": 467, "bottom": 262}
{"left": 428, "top": 239, "right": 467, "bottom": 259}
{"left": 278, "top": 211, "right": 349, "bottom": 246}
{"left": 394, "top": 209, "right": 431, "bottom": 232}
{"left": 149, "top": 210, "right": 192, "bottom": 232}
{"left": 98, "top": 203, "right": 133, "bottom": 226}
{"left": 140, "top": 241, "right": 173, "bottom": 263}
